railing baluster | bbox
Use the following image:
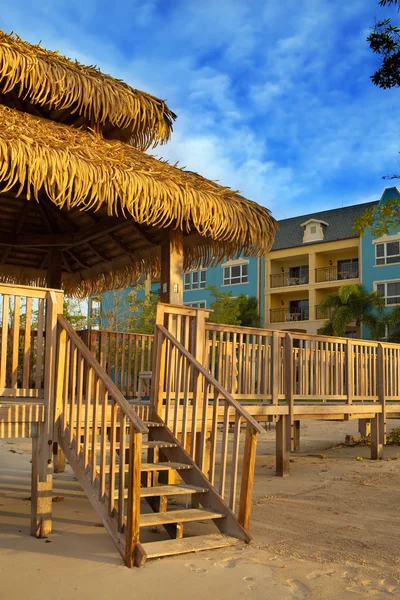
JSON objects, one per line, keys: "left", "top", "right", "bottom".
{"left": 100, "top": 381, "right": 108, "bottom": 498}
{"left": 76, "top": 352, "right": 84, "bottom": 454}
{"left": 118, "top": 413, "right": 127, "bottom": 531}
{"left": 0, "top": 294, "right": 9, "bottom": 390}
{"left": 83, "top": 366, "right": 92, "bottom": 466}
{"left": 219, "top": 401, "right": 230, "bottom": 499}
{"left": 91, "top": 376, "right": 100, "bottom": 482}
{"left": 69, "top": 343, "right": 77, "bottom": 444}
{"left": 173, "top": 350, "right": 182, "bottom": 437}
{"left": 209, "top": 388, "right": 219, "bottom": 487}
{"left": 229, "top": 412, "right": 241, "bottom": 510}
{"left": 11, "top": 295, "right": 20, "bottom": 389}
{"left": 23, "top": 297, "right": 32, "bottom": 389}
{"left": 108, "top": 400, "right": 118, "bottom": 515}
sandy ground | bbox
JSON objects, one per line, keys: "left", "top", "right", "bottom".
{"left": 1, "top": 420, "right": 400, "bottom": 600}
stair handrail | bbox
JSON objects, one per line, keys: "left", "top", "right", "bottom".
{"left": 156, "top": 324, "right": 264, "bottom": 434}
{"left": 57, "top": 315, "right": 148, "bottom": 434}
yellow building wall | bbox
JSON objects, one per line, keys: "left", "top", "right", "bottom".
{"left": 264, "top": 237, "right": 362, "bottom": 334}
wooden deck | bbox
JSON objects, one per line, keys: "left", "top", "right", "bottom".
{"left": 0, "top": 400, "right": 45, "bottom": 437}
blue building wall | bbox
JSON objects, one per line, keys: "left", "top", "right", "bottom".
{"left": 100, "top": 256, "right": 264, "bottom": 328}
{"left": 182, "top": 256, "right": 263, "bottom": 322}
{"left": 361, "top": 187, "right": 400, "bottom": 339}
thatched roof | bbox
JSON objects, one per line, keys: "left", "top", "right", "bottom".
{"left": 0, "top": 106, "right": 277, "bottom": 296}
{"left": 0, "top": 31, "right": 176, "bottom": 150}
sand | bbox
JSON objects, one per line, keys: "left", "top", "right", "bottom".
{"left": 1, "top": 419, "right": 400, "bottom": 600}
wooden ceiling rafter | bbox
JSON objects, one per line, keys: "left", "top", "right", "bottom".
{"left": 39, "top": 197, "right": 111, "bottom": 264}
{"left": 1, "top": 201, "right": 32, "bottom": 264}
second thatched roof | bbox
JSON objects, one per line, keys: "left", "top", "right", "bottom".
{"left": 0, "top": 30, "right": 176, "bottom": 150}
{"left": 0, "top": 105, "right": 277, "bottom": 295}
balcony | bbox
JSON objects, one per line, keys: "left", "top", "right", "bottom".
{"left": 315, "top": 305, "right": 334, "bottom": 320}
{"left": 270, "top": 307, "right": 310, "bottom": 323}
{"left": 270, "top": 271, "right": 309, "bottom": 288}
{"left": 315, "top": 264, "right": 359, "bottom": 283}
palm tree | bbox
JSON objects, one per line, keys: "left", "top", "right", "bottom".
{"left": 317, "top": 284, "right": 385, "bottom": 338}
{"left": 379, "top": 305, "right": 400, "bottom": 343}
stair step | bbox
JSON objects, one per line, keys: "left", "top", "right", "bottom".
{"left": 114, "top": 484, "right": 208, "bottom": 500}
{"left": 141, "top": 484, "right": 208, "bottom": 498}
{"left": 142, "top": 533, "right": 241, "bottom": 559}
{"left": 142, "top": 441, "right": 178, "bottom": 449}
{"left": 92, "top": 440, "right": 177, "bottom": 450}
{"left": 140, "top": 508, "right": 225, "bottom": 528}
{"left": 141, "top": 462, "right": 192, "bottom": 472}
{"left": 104, "top": 461, "right": 191, "bottom": 474}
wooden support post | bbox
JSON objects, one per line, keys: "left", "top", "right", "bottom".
{"left": 31, "top": 422, "right": 52, "bottom": 537}
{"left": 47, "top": 249, "right": 63, "bottom": 289}
{"left": 160, "top": 227, "right": 184, "bottom": 305}
{"left": 378, "top": 344, "right": 387, "bottom": 445}
{"left": 53, "top": 442, "right": 66, "bottom": 473}
{"left": 284, "top": 334, "right": 294, "bottom": 452}
{"left": 371, "top": 415, "right": 383, "bottom": 460}
{"left": 358, "top": 418, "right": 371, "bottom": 438}
{"left": 293, "top": 420, "right": 300, "bottom": 452}
{"left": 346, "top": 340, "right": 354, "bottom": 405}
{"left": 53, "top": 322, "right": 67, "bottom": 472}
{"left": 125, "top": 430, "right": 142, "bottom": 568}
{"left": 238, "top": 425, "right": 257, "bottom": 531}
{"left": 276, "top": 415, "right": 290, "bottom": 476}
{"left": 271, "top": 331, "right": 280, "bottom": 405}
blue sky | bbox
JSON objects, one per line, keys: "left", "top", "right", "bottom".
{"left": 2, "top": 0, "right": 399, "bottom": 219}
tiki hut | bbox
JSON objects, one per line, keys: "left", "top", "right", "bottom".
{"left": 0, "top": 31, "right": 277, "bottom": 300}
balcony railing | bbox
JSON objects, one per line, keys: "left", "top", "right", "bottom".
{"left": 270, "top": 272, "right": 309, "bottom": 288}
{"left": 315, "top": 305, "right": 334, "bottom": 320}
{"left": 270, "top": 308, "right": 310, "bottom": 323}
{"left": 315, "top": 264, "right": 359, "bottom": 283}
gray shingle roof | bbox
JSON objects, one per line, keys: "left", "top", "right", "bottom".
{"left": 271, "top": 201, "right": 379, "bottom": 251}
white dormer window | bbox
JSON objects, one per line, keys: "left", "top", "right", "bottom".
{"left": 300, "top": 219, "right": 328, "bottom": 243}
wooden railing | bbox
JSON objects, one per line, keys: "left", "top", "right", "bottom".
{"left": 204, "top": 322, "right": 400, "bottom": 405}
{"left": 78, "top": 330, "right": 153, "bottom": 399}
{"left": 56, "top": 315, "right": 148, "bottom": 567}
{"left": 0, "top": 284, "right": 61, "bottom": 398}
{"left": 205, "top": 323, "right": 285, "bottom": 402}
{"left": 315, "top": 264, "right": 359, "bottom": 283}
{"left": 153, "top": 323, "right": 264, "bottom": 528}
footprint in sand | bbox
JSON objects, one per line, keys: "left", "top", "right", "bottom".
{"left": 307, "top": 570, "right": 336, "bottom": 580}
{"left": 184, "top": 563, "right": 206, "bottom": 573}
{"left": 213, "top": 558, "right": 238, "bottom": 569}
{"left": 286, "top": 580, "right": 310, "bottom": 599}
{"left": 345, "top": 577, "right": 400, "bottom": 596}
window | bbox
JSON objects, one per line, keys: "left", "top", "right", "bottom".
{"left": 376, "top": 241, "right": 400, "bottom": 265}
{"left": 338, "top": 258, "right": 358, "bottom": 280}
{"left": 288, "top": 265, "right": 309, "bottom": 284}
{"left": 184, "top": 270, "right": 206, "bottom": 291}
{"left": 310, "top": 225, "right": 316, "bottom": 234}
{"left": 376, "top": 282, "right": 400, "bottom": 305}
{"left": 223, "top": 263, "right": 248, "bottom": 285}
{"left": 184, "top": 301, "right": 206, "bottom": 309}
{"left": 386, "top": 323, "right": 400, "bottom": 341}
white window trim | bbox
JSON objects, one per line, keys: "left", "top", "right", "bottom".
{"left": 222, "top": 262, "right": 249, "bottom": 286}
{"left": 372, "top": 232, "right": 400, "bottom": 244}
{"left": 184, "top": 300, "right": 207, "bottom": 308}
{"left": 221, "top": 258, "right": 249, "bottom": 268}
{"left": 374, "top": 238, "right": 400, "bottom": 266}
{"left": 374, "top": 278, "right": 400, "bottom": 306}
{"left": 183, "top": 269, "right": 207, "bottom": 291}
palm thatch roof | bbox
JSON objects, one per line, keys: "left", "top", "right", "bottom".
{"left": 0, "top": 31, "right": 176, "bottom": 150}
{"left": 0, "top": 105, "right": 277, "bottom": 296}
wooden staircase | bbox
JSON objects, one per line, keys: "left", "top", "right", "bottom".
{"left": 55, "top": 310, "right": 264, "bottom": 567}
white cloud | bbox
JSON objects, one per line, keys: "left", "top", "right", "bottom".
{"left": 1, "top": 0, "right": 399, "bottom": 222}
